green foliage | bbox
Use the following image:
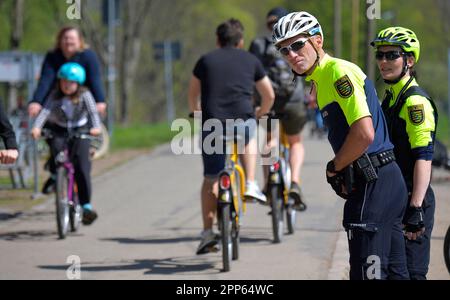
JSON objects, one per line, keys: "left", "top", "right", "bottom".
{"left": 0, "top": 0, "right": 69, "bottom": 52}
{"left": 0, "top": 0, "right": 448, "bottom": 134}
{"left": 110, "top": 123, "right": 177, "bottom": 150}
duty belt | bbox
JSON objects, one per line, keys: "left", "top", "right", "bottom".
{"left": 369, "top": 149, "right": 396, "bottom": 168}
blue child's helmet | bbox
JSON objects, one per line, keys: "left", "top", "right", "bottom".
{"left": 57, "top": 62, "right": 86, "bottom": 85}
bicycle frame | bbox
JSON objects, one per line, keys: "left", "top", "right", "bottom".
{"left": 56, "top": 149, "right": 77, "bottom": 206}
{"left": 219, "top": 142, "right": 247, "bottom": 213}
{"left": 217, "top": 138, "right": 247, "bottom": 272}
{"left": 43, "top": 129, "right": 95, "bottom": 239}
{"left": 267, "top": 121, "right": 297, "bottom": 242}
{"left": 268, "top": 124, "right": 291, "bottom": 205}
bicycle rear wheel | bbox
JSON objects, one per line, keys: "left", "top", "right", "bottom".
{"left": 270, "top": 185, "right": 284, "bottom": 243}
{"left": 219, "top": 203, "right": 232, "bottom": 272}
{"left": 55, "top": 166, "right": 70, "bottom": 239}
{"left": 232, "top": 171, "right": 242, "bottom": 260}
{"left": 444, "top": 225, "right": 450, "bottom": 274}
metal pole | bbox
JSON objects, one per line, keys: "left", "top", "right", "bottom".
{"left": 164, "top": 40, "right": 175, "bottom": 123}
{"left": 28, "top": 54, "right": 39, "bottom": 196}
{"left": 365, "top": 17, "right": 376, "bottom": 82}
{"left": 107, "top": 0, "right": 116, "bottom": 137}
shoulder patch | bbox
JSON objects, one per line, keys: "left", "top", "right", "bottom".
{"left": 334, "top": 75, "right": 354, "bottom": 99}
{"left": 408, "top": 104, "right": 425, "bottom": 125}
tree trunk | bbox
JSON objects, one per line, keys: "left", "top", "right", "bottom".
{"left": 118, "top": 0, "right": 152, "bottom": 124}
{"left": 7, "top": 0, "right": 24, "bottom": 112}
{"left": 10, "top": 0, "right": 24, "bottom": 50}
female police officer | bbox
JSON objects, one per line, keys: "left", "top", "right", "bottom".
{"left": 372, "top": 27, "right": 438, "bottom": 280}
{"left": 273, "top": 12, "right": 409, "bottom": 279}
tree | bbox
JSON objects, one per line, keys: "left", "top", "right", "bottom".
{"left": 117, "top": 0, "right": 152, "bottom": 124}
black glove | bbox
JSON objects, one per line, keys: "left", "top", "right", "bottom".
{"left": 403, "top": 206, "right": 425, "bottom": 233}
{"left": 326, "top": 161, "right": 348, "bottom": 199}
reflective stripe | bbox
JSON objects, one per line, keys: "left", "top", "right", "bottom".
{"left": 360, "top": 183, "right": 368, "bottom": 222}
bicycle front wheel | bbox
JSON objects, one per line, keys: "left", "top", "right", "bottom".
{"left": 69, "top": 186, "right": 82, "bottom": 232}
{"left": 219, "top": 204, "right": 232, "bottom": 272}
{"left": 270, "top": 185, "right": 284, "bottom": 243}
{"left": 444, "top": 225, "right": 450, "bottom": 274}
{"left": 55, "top": 167, "right": 70, "bottom": 239}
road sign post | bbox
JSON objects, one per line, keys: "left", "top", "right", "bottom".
{"left": 154, "top": 41, "right": 181, "bottom": 123}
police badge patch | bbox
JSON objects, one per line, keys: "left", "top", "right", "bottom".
{"left": 334, "top": 75, "right": 354, "bottom": 98}
{"left": 408, "top": 104, "right": 425, "bottom": 125}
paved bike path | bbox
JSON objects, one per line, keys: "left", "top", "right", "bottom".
{"left": 0, "top": 129, "right": 448, "bottom": 279}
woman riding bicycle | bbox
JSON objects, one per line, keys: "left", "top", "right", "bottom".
{"left": 371, "top": 27, "right": 438, "bottom": 279}
{"left": 31, "top": 63, "right": 102, "bottom": 225}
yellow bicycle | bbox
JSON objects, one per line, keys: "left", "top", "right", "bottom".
{"left": 217, "top": 135, "right": 248, "bottom": 272}
{"left": 266, "top": 116, "right": 297, "bottom": 243}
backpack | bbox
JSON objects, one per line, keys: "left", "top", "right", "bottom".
{"left": 433, "top": 139, "right": 450, "bottom": 169}
{"left": 251, "top": 36, "right": 296, "bottom": 100}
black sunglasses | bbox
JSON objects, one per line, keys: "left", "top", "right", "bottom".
{"left": 277, "top": 38, "right": 309, "bottom": 56}
{"left": 375, "top": 50, "right": 404, "bottom": 61}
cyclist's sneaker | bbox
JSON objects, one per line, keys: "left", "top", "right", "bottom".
{"left": 244, "top": 181, "right": 267, "bottom": 204}
{"left": 289, "top": 182, "right": 307, "bottom": 211}
{"left": 196, "top": 229, "right": 219, "bottom": 255}
{"left": 82, "top": 204, "right": 98, "bottom": 225}
{"left": 42, "top": 175, "right": 56, "bottom": 194}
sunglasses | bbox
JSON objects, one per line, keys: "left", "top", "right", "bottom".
{"left": 375, "top": 50, "right": 404, "bottom": 61}
{"left": 277, "top": 38, "right": 309, "bottom": 56}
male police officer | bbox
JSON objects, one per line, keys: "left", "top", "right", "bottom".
{"left": 273, "top": 12, "right": 409, "bottom": 279}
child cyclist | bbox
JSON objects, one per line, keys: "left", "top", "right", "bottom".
{"left": 31, "top": 62, "right": 102, "bottom": 225}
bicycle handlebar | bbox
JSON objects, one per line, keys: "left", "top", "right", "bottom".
{"left": 41, "top": 128, "right": 99, "bottom": 141}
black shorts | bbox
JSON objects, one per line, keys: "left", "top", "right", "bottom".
{"left": 263, "top": 101, "right": 307, "bottom": 135}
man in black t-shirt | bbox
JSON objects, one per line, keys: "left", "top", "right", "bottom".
{"left": 188, "top": 18, "right": 274, "bottom": 255}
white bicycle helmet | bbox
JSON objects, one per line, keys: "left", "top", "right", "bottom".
{"left": 272, "top": 11, "right": 323, "bottom": 46}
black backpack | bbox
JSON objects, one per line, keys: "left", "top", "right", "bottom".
{"left": 433, "top": 139, "right": 450, "bottom": 169}
{"left": 250, "top": 36, "right": 296, "bottom": 99}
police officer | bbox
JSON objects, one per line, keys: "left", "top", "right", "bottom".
{"left": 272, "top": 12, "right": 409, "bottom": 279}
{"left": 372, "top": 27, "right": 438, "bottom": 280}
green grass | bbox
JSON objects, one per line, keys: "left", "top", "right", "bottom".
{"left": 110, "top": 122, "right": 187, "bottom": 151}
{"left": 437, "top": 112, "right": 449, "bottom": 147}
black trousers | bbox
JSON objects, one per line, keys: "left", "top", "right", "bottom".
{"left": 343, "top": 162, "right": 409, "bottom": 280}
{"left": 48, "top": 134, "right": 92, "bottom": 206}
{"left": 404, "top": 186, "right": 435, "bottom": 280}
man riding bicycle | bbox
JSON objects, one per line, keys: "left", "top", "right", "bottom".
{"left": 249, "top": 7, "right": 308, "bottom": 211}
{"left": 188, "top": 18, "right": 274, "bottom": 255}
